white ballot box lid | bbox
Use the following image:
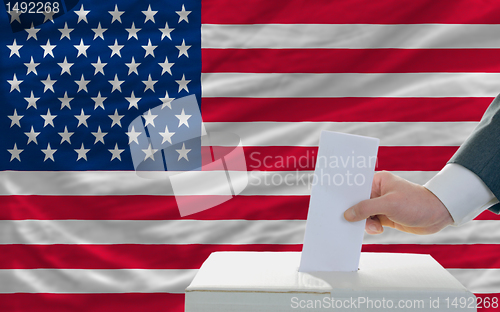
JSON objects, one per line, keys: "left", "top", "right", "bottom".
{"left": 185, "top": 252, "right": 476, "bottom": 312}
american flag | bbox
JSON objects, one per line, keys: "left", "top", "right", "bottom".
{"left": 1, "top": 0, "right": 500, "bottom": 311}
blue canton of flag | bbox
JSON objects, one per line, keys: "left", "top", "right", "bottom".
{"left": 0, "top": 0, "right": 202, "bottom": 171}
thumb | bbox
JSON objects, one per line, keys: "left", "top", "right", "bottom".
{"left": 344, "top": 196, "right": 392, "bottom": 222}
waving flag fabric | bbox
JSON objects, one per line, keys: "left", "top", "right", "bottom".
{"left": 1, "top": 0, "right": 500, "bottom": 311}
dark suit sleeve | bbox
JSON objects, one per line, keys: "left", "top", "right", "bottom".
{"left": 448, "top": 95, "right": 500, "bottom": 214}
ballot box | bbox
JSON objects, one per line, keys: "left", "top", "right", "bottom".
{"left": 185, "top": 252, "right": 476, "bottom": 312}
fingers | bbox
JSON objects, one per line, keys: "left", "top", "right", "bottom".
{"left": 365, "top": 216, "right": 383, "bottom": 234}
{"left": 376, "top": 214, "right": 396, "bottom": 229}
{"left": 344, "top": 196, "right": 392, "bottom": 222}
{"left": 345, "top": 171, "right": 399, "bottom": 222}
{"left": 370, "top": 172, "right": 383, "bottom": 199}
{"left": 370, "top": 171, "right": 397, "bottom": 198}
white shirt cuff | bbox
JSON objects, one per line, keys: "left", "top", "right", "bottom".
{"left": 424, "top": 163, "right": 499, "bottom": 226}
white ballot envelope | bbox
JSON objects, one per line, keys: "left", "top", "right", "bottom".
{"left": 299, "top": 131, "right": 379, "bottom": 272}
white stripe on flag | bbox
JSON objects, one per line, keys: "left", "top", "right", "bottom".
{"left": 1, "top": 220, "right": 497, "bottom": 245}
{"left": 448, "top": 269, "right": 500, "bottom": 294}
{"left": 0, "top": 171, "right": 437, "bottom": 195}
{"left": 204, "top": 122, "right": 476, "bottom": 147}
{"left": 243, "top": 171, "right": 438, "bottom": 195}
{"left": 202, "top": 73, "right": 500, "bottom": 98}
{"left": 0, "top": 269, "right": 195, "bottom": 294}
{"left": 0, "top": 268, "right": 498, "bottom": 294}
{"left": 202, "top": 24, "right": 500, "bottom": 49}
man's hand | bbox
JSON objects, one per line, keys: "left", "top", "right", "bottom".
{"left": 344, "top": 171, "right": 454, "bottom": 235}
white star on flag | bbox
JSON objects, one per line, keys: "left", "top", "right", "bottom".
{"left": 109, "top": 144, "right": 124, "bottom": 161}
{"left": 26, "top": 23, "right": 40, "bottom": 40}
{"left": 176, "top": 4, "right": 191, "bottom": 23}
{"left": 42, "top": 143, "right": 57, "bottom": 162}
{"left": 75, "top": 75, "right": 90, "bottom": 92}
{"left": 92, "top": 92, "right": 106, "bottom": 110}
{"left": 75, "top": 109, "right": 90, "bottom": 127}
{"left": 160, "top": 91, "right": 174, "bottom": 109}
{"left": 75, "top": 143, "right": 90, "bottom": 161}
{"left": 159, "top": 125, "right": 175, "bottom": 144}
{"left": 175, "top": 108, "right": 191, "bottom": 127}
{"left": 41, "top": 109, "right": 56, "bottom": 127}
{"left": 92, "top": 126, "right": 107, "bottom": 144}
{"left": 142, "top": 5, "right": 157, "bottom": 23}
{"left": 126, "top": 22, "right": 141, "bottom": 40}
{"left": 74, "top": 39, "right": 90, "bottom": 57}
{"left": 109, "top": 5, "right": 124, "bottom": 23}
{"left": 7, "top": 39, "right": 22, "bottom": 57}
{"left": 176, "top": 74, "right": 190, "bottom": 93}
{"left": 159, "top": 56, "right": 174, "bottom": 75}
{"left": 142, "top": 109, "right": 157, "bottom": 127}
{"left": 59, "top": 92, "right": 73, "bottom": 110}
{"left": 59, "top": 126, "right": 73, "bottom": 144}
{"left": 126, "top": 91, "right": 140, "bottom": 109}
{"left": 127, "top": 126, "right": 141, "bottom": 144}
{"left": 41, "top": 39, "right": 56, "bottom": 57}
{"left": 9, "top": 9, "right": 21, "bottom": 24}
{"left": 59, "top": 22, "right": 73, "bottom": 40}
{"left": 8, "top": 74, "right": 22, "bottom": 92}
{"left": 109, "top": 39, "right": 124, "bottom": 57}
{"left": 75, "top": 5, "right": 90, "bottom": 23}
{"left": 43, "top": 10, "right": 56, "bottom": 23}
{"left": 126, "top": 57, "right": 140, "bottom": 75}
{"left": 8, "top": 143, "right": 23, "bottom": 161}
{"left": 109, "top": 109, "right": 124, "bottom": 127}
{"left": 159, "top": 22, "right": 174, "bottom": 40}
{"left": 92, "top": 23, "right": 107, "bottom": 40}
{"left": 142, "top": 143, "right": 158, "bottom": 161}
{"left": 176, "top": 39, "right": 190, "bottom": 57}
{"left": 25, "top": 126, "right": 40, "bottom": 144}
{"left": 41, "top": 75, "right": 56, "bottom": 92}
{"left": 25, "top": 57, "right": 39, "bottom": 75}
{"left": 8, "top": 109, "right": 22, "bottom": 127}
{"left": 91, "top": 57, "right": 107, "bottom": 75}
{"left": 109, "top": 75, "right": 124, "bottom": 92}
{"left": 25, "top": 91, "right": 39, "bottom": 109}
{"left": 58, "top": 57, "right": 74, "bottom": 75}
{"left": 176, "top": 143, "right": 191, "bottom": 161}
{"left": 143, "top": 74, "right": 157, "bottom": 92}
{"left": 142, "top": 39, "right": 157, "bottom": 58}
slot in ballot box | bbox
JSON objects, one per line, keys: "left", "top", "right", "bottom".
{"left": 185, "top": 252, "right": 476, "bottom": 312}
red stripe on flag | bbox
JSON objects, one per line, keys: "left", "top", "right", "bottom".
{"left": 0, "top": 195, "right": 309, "bottom": 220}
{"left": 202, "top": 98, "right": 491, "bottom": 122}
{"left": 0, "top": 293, "right": 184, "bottom": 312}
{"left": 202, "top": 0, "right": 500, "bottom": 24}
{"left": 203, "top": 49, "right": 500, "bottom": 73}
{"left": 475, "top": 211, "right": 500, "bottom": 220}
{"left": 362, "top": 245, "right": 500, "bottom": 269}
{"left": 2, "top": 244, "right": 499, "bottom": 269}
{"left": 0, "top": 244, "right": 302, "bottom": 269}
{"left": 244, "top": 146, "right": 457, "bottom": 171}
{"left": 2, "top": 195, "right": 498, "bottom": 221}
{"left": 0, "top": 195, "right": 183, "bottom": 220}
{"left": 201, "top": 146, "right": 457, "bottom": 171}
